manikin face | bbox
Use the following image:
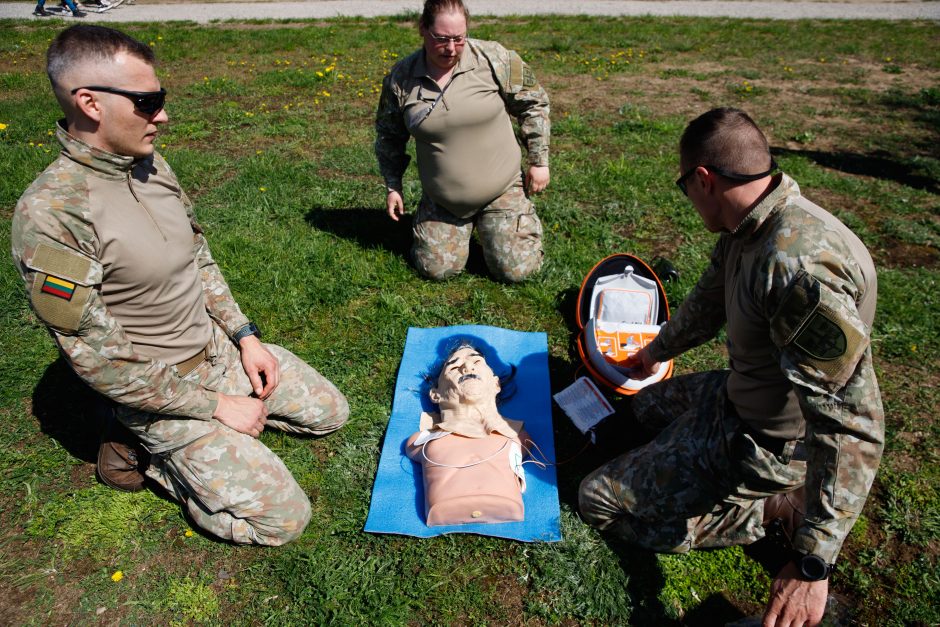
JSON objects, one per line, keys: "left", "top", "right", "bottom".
{"left": 75, "top": 51, "right": 168, "bottom": 158}
{"left": 420, "top": 10, "right": 467, "bottom": 73}
{"left": 430, "top": 347, "right": 500, "bottom": 407}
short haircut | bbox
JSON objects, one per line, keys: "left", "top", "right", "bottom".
{"left": 47, "top": 25, "right": 155, "bottom": 91}
{"left": 419, "top": 0, "right": 470, "bottom": 30}
{"left": 679, "top": 107, "right": 772, "bottom": 175}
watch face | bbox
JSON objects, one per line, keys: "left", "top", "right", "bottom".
{"left": 800, "top": 554, "right": 829, "bottom": 581}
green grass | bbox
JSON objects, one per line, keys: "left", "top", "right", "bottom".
{"left": 1, "top": 14, "right": 938, "bottom": 625}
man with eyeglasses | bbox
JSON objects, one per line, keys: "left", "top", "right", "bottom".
{"left": 579, "top": 108, "right": 883, "bottom": 626}
{"left": 11, "top": 25, "right": 349, "bottom": 546}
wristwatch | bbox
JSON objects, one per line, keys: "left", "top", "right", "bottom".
{"left": 795, "top": 552, "right": 832, "bottom": 581}
{"left": 232, "top": 322, "right": 262, "bottom": 344}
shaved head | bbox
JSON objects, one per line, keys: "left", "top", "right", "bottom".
{"left": 47, "top": 25, "right": 155, "bottom": 112}
{"left": 679, "top": 107, "right": 772, "bottom": 175}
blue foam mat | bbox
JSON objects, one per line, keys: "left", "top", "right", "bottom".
{"left": 364, "top": 325, "right": 562, "bottom": 542}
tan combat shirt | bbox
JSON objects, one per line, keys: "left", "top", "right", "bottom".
{"left": 375, "top": 39, "right": 551, "bottom": 218}
{"left": 11, "top": 122, "right": 251, "bottom": 421}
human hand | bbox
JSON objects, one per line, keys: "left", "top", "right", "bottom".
{"left": 525, "top": 165, "right": 550, "bottom": 195}
{"left": 213, "top": 392, "right": 268, "bottom": 437}
{"left": 623, "top": 347, "right": 660, "bottom": 380}
{"left": 762, "top": 561, "right": 828, "bottom": 627}
{"left": 238, "top": 335, "right": 279, "bottom": 399}
{"left": 386, "top": 190, "right": 405, "bottom": 221}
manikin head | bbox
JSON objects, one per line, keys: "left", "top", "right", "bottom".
{"left": 676, "top": 107, "right": 776, "bottom": 233}
{"left": 429, "top": 344, "right": 501, "bottom": 409}
{"left": 418, "top": 0, "right": 470, "bottom": 74}
{"left": 47, "top": 25, "right": 168, "bottom": 158}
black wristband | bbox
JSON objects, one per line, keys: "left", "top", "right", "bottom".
{"left": 232, "top": 322, "right": 261, "bottom": 344}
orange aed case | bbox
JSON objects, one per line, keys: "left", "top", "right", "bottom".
{"left": 575, "top": 254, "right": 674, "bottom": 395}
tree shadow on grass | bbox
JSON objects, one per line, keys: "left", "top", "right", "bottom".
{"left": 303, "top": 206, "right": 493, "bottom": 279}
{"left": 31, "top": 357, "right": 102, "bottom": 464}
{"left": 771, "top": 147, "right": 939, "bottom": 194}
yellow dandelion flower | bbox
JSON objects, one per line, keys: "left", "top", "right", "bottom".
{"left": 184, "top": 529, "right": 194, "bottom": 537}
{"left": 259, "top": 187, "right": 267, "bottom": 192}
{"left": 111, "top": 571, "right": 124, "bottom": 582}
{"left": 256, "top": 150, "right": 263, "bottom": 155}
{"left": 0, "top": 123, "right": 8, "bottom": 131}
{"left": 316, "top": 71, "right": 324, "bottom": 77}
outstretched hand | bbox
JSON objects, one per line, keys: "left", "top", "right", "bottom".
{"left": 762, "top": 561, "right": 828, "bottom": 627}
{"left": 623, "top": 346, "right": 660, "bottom": 380}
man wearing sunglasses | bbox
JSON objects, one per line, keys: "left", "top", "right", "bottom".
{"left": 11, "top": 25, "right": 348, "bottom": 546}
{"left": 579, "top": 108, "right": 883, "bottom": 626}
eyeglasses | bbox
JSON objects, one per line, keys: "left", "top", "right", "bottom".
{"left": 675, "top": 159, "right": 778, "bottom": 196}
{"left": 70, "top": 85, "right": 167, "bottom": 116}
{"left": 427, "top": 31, "right": 467, "bottom": 45}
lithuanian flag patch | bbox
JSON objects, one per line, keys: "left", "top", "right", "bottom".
{"left": 41, "top": 275, "right": 76, "bottom": 301}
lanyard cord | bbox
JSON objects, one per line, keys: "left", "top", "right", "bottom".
{"left": 421, "top": 435, "right": 510, "bottom": 469}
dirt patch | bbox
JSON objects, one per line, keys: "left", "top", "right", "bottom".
{"left": 801, "top": 187, "right": 939, "bottom": 269}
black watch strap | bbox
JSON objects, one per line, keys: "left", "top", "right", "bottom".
{"left": 232, "top": 322, "right": 261, "bottom": 344}
{"left": 795, "top": 552, "right": 832, "bottom": 581}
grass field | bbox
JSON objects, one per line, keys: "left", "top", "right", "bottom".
{"left": 0, "top": 14, "right": 938, "bottom": 626}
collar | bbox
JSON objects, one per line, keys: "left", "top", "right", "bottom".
{"left": 729, "top": 173, "right": 799, "bottom": 239}
{"left": 412, "top": 39, "right": 478, "bottom": 80}
{"left": 56, "top": 119, "right": 137, "bottom": 180}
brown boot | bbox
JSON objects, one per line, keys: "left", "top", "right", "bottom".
{"left": 97, "top": 415, "right": 149, "bottom": 492}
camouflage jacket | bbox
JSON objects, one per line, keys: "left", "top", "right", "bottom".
{"left": 10, "top": 122, "right": 251, "bottom": 420}
{"left": 648, "top": 174, "right": 885, "bottom": 563}
{"left": 374, "top": 38, "right": 550, "bottom": 192}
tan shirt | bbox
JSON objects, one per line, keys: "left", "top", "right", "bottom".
{"left": 403, "top": 45, "right": 521, "bottom": 217}
{"left": 89, "top": 161, "right": 212, "bottom": 364}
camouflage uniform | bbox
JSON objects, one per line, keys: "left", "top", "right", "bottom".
{"left": 12, "top": 123, "right": 348, "bottom": 546}
{"left": 580, "top": 175, "right": 884, "bottom": 566}
{"left": 375, "top": 39, "right": 549, "bottom": 282}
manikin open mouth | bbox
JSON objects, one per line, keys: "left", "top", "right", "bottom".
{"left": 458, "top": 374, "right": 480, "bottom": 383}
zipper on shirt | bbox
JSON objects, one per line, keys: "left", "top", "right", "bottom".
{"left": 127, "top": 171, "right": 167, "bottom": 242}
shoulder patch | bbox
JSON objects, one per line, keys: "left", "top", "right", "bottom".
{"left": 794, "top": 310, "right": 847, "bottom": 359}
{"left": 771, "top": 269, "right": 869, "bottom": 385}
{"left": 26, "top": 244, "right": 95, "bottom": 334}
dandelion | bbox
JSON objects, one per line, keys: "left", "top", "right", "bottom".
{"left": 316, "top": 71, "right": 324, "bottom": 77}
{"left": 0, "top": 123, "right": 8, "bottom": 131}
{"left": 149, "top": 42, "right": 155, "bottom": 47}
{"left": 184, "top": 529, "right": 194, "bottom": 537}
{"left": 111, "top": 571, "right": 124, "bottom": 582}
{"left": 259, "top": 187, "right": 267, "bottom": 192}
{"left": 911, "top": 344, "right": 917, "bottom": 352}
{"left": 255, "top": 150, "right": 263, "bottom": 155}
{"left": 157, "top": 36, "right": 163, "bottom": 41}
{"left": 160, "top": 143, "right": 167, "bottom": 148}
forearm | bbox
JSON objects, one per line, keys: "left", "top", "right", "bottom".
{"left": 55, "top": 319, "right": 219, "bottom": 421}
{"left": 791, "top": 352, "right": 885, "bottom": 563}
{"left": 192, "top": 232, "right": 250, "bottom": 337}
{"left": 375, "top": 75, "right": 411, "bottom": 190}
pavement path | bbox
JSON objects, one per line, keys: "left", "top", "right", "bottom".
{"left": 1, "top": 0, "right": 939, "bottom": 23}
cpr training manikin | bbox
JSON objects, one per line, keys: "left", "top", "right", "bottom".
{"left": 406, "top": 344, "right": 529, "bottom": 526}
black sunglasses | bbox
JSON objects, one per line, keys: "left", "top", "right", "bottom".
{"left": 676, "top": 159, "right": 778, "bottom": 196}
{"left": 70, "top": 85, "right": 167, "bottom": 116}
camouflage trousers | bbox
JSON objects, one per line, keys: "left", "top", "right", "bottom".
{"left": 116, "top": 321, "right": 349, "bottom": 546}
{"left": 579, "top": 371, "right": 805, "bottom": 553}
{"left": 412, "top": 177, "right": 544, "bottom": 283}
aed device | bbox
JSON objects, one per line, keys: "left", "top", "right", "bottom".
{"left": 575, "top": 254, "right": 674, "bottom": 395}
